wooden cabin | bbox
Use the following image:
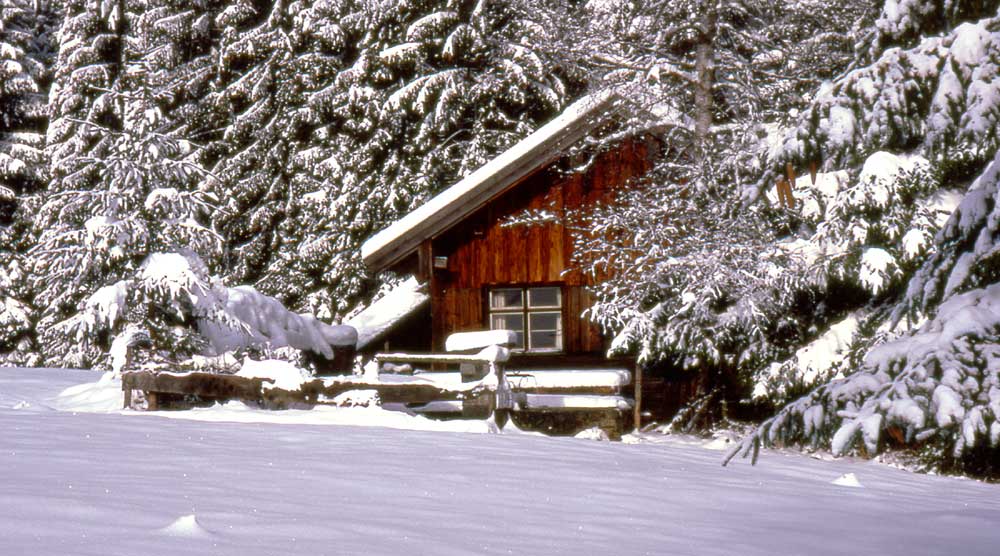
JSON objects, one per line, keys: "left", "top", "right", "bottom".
{"left": 355, "top": 92, "right": 693, "bottom": 429}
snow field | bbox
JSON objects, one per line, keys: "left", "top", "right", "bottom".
{"left": 2, "top": 368, "right": 1000, "bottom": 555}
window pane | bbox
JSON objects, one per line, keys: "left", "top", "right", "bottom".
{"left": 490, "top": 288, "right": 523, "bottom": 310}
{"left": 528, "top": 311, "right": 560, "bottom": 331}
{"left": 527, "top": 287, "right": 560, "bottom": 308}
{"left": 528, "top": 311, "right": 561, "bottom": 350}
{"left": 529, "top": 330, "right": 560, "bottom": 350}
{"left": 490, "top": 313, "right": 524, "bottom": 349}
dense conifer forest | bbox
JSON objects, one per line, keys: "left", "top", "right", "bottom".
{"left": 4, "top": 0, "right": 1000, "bottom": 476}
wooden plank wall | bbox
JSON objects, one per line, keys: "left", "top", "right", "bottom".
{"left": 429, "top": 138, "right": 654, "bottom": 353}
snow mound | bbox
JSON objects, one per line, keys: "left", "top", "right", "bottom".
{"left": 55, "top": 372, "right": 124, "bottom": 413}
{"left": 236, "top": 359, "right": 313, "bottom": 391}
{"left": 158, "top": 514, "right": 212, "bottom": 538}
{"left": 12, "top": 401, "right": 30, "bottom": 410}
{"left": 574, "top": 427, "right": 610, "bottom": 441}
{"left": 327, "top": 389, "right": 381, "bottom": 408}
{"left": 831, "top": 473, "right": 863, "bottom": 488}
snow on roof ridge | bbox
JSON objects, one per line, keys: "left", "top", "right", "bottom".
{"left": 360, "top": 90, "right": 622, "bottom": 270}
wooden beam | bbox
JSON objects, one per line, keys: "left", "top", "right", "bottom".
{"left": 123, "top": 371, "right": 267, "bottom": 400}
{"left": 634, "top": 362, "right": 643, "bottom": 431}
{"left": 121, "top": 371, "right": 496, "bottom": 410}
{"left": 416, "top": 239, "right": 433, "bottom": 284}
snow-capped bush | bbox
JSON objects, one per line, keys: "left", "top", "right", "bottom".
{"left": 56, "top": 250, "right": 355, "bottom": 374}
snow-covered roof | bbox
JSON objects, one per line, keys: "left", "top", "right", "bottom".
{"left": 361, "top": 90, "right": 626, "bottom": 271}
{"left": 346, "top": 276, "right": 430, "bottom": 351}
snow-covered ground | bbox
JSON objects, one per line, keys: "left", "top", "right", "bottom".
{"left": 2, "top": 368, "right": 999, "bottom": 555}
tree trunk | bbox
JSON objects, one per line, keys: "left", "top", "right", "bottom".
{"left": 694, "top": 2, "right": 718, "bottom": 157}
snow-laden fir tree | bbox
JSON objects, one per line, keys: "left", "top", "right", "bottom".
{"left": 551, "top": 0, "right": 873, "bottom": 188}
{"left": 0, "top": 0, "right": 60, "bottom": 366}
{"left": 727, "top": 0, "right": 1000, "bottom": 477}
{"left": 35, "top": 0, "right": 224, "bottom": 368}
{"left": 0, "top": 0, "right": 57, "bottom": 199}
{"left": 197, "top": 0, "right": 580, "bottom": 319}
{"left": 526, "top": 0, "right": 871, "bottom": 427}
{"left": 189, "top": 0, "right": 343, "bottom": 314}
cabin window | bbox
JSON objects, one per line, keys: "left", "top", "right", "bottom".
{"left": 488, "top": 286, "right": 562, "bottom": 352}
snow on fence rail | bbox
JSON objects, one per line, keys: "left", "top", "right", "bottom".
{"left": 122, "top": 332, "right": 634, "bottom": 436}
{"left": 121, "top": 369, "right": 503, "bottom": 417}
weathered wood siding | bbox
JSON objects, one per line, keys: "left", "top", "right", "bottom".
{"left": 428, "top": 138, "right": 654, "bottom": 353}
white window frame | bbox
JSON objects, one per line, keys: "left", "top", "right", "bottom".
{"left": 488, "top": 286, "right": 563, "bottom": 352}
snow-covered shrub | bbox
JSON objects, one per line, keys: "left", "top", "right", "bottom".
{"left": 56, "top": 250, "right": 355, "bottom": 374}
{"left": 574, "top": 162, "right": 820, "bottom": 420}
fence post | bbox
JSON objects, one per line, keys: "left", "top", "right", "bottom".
{"left": 491, "top": 360, "right": 510, "bottom": 430}
{"left": 122, "top": 374, "right": 132, "bottom": 409}
{"left": 633, "top": 361, "right": 643, "bottom": 431}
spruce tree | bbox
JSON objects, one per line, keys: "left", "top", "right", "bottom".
{"left": 36, "top": 0, "right": 223, "bottom": 367}
{"left": 0, "top": 0, "right": 59, "bottom": 365}
{"left": 535, "top": 0, "right": 871, "bottom": 425}
{"left": 0, "top": 0, "right": 56, "bottom": 199}
{"left": 727, "top": 0, "right": 1000, "bottom": 477}
{"left": 199, "top": 0, "right": 579, "bottom": 319}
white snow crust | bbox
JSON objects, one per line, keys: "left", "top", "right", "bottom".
{"left": 2, "top": 368, "right": 997, "bottom": 556}
{"left": 235, "top": 358, "right": 313, "bottom": 391}
{"left": 444, "top": 329, "right": 518, "bottom": 352}
{"left": 346, "top": 276, "right": 428, "bottom": 351}
{"left": 203, "top": 285, "right": 357, "bottom": 357}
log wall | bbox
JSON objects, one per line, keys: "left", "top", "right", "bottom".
{"left": 428, "top": 138, "right": 654, "bottom": 354}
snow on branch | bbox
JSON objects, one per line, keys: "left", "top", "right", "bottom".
{"left": 726, "top": 281, "right": 1000, "bottom": 470}
{"left": 755, "top": 11, "right": 1000, "bottom": 202}
{"left": 900, "top": 148, "right": 1000, "bottom": 317}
